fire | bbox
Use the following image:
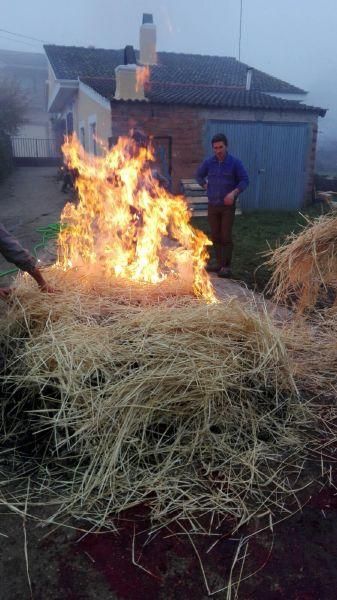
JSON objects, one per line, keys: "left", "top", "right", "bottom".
{"left": 135, "top": 65, "right": 150, "bottom": 93}
{"left": 58, "top": 134, "right": 216, "bottom": 302}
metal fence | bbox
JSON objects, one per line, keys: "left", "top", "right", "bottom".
{"left": 11, "top": 137, "right": 60, "bottom": 159}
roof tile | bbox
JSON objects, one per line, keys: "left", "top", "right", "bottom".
{"left": 44, "top": 44, "right": 305, "bottom": 93}
{"left": 44, "top": 45, "right": 326, "bottom": 115}
{"left": 79, "top": 77, "right": 326, "bottom": 116}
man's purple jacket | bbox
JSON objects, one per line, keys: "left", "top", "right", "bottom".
{"left": 196, "top": 153, "right": 249, "bottom": 206}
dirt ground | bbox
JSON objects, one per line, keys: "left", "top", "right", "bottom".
{"left": 0, "top": 167, "right": 336, "bottom": 600}
{"left": 0, "top": 167, "right": 66, "bottom": 284}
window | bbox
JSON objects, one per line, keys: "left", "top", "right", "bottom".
{"left": 88, "top": 119, "right": 97, "bottom": 155}
{"left": 80, "top": 126, "right": 85, "bottom": 149}
{"left": 88, "top": 115, "right": 97, "bottom": 156}
{"left": 90, "top": 122, "right": 97, "bottom": 155}
{"left": 66, "top": 112, "right": 74, "bottom": 135}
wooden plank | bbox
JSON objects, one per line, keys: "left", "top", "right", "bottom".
{"left": 190, "top": 210, "right": 208, "bottom": 217}
{"left": 186, "top": 197, "right": 208, "bottom": 205}
{"left": 184, "top": 184, "right": 204, "bottom": 190}
{"left": 317, "top": 190, "right": 337, "bottom": 196}
{"left": 189, "top": 206, "right": 242, "bottom": 217}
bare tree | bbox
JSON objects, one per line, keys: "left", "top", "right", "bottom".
{"left": 0, "top": 78, "right": 29, "bottom": 135}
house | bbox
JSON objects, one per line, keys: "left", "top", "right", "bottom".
{"left": 0, "top": 48, "right": 60, "bottom": 163}
{"left": 44, "top": 13, "right": 326, "bottom": 210}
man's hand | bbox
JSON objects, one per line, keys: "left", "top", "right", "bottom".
{"left": 30, "top": 267, "right": 56, "bottom": 293}
{"left": 0, "top": 287, "right": 13, "bottom": 300}
{"left": 224, "top": 191, "right": 237, "bottom": 206}
{"left": 40, "top": 283, "right": 57, "bottom": 294}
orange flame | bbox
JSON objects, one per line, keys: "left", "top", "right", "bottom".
{"left": 135, "top": 66, "right": 150, "bottom": 93}
{"left": 58, "top": 134, "right": 216, "bottom": 302}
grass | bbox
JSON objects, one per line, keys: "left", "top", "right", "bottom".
{"left": 192, "top": 205, "right": 324, "bottom": 292}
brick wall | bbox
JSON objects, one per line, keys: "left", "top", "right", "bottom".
{"left": 110, "top": 103, "right": 204, "bottom": 193}
{"left": 110, "top": 102, "right": 320, "bottom": 203}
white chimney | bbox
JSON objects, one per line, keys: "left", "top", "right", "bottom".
{"left": 114, "top": 64, "right": 146, "bottom": 101}
{"left": 114, "top": 45, "right": 147, "bottom": 101}
{"left": 246, "top": 68, "right": 253, "bottom": 91}
{"left": 139, "top": 13, "right": 157, "bottom": 65}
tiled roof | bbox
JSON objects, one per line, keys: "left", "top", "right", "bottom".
{"left": 44, "top": 44, "right": 326, "bottom": 115}
{"left": 44, "top": 44, "right": 305, "bottom": 94}
{"left": 45, "top": 46, "right": 124, "bottom": 80}
{"left": 80, "top": 76, "right": 326, "bottom": 117}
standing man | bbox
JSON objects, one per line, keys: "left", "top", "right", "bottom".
{"left": 0, "top": 222, "right": 53, "bottom": 299}
{"left": 196, "top": 134, "right": 249, "bottom": 278}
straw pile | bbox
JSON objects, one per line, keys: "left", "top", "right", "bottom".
{"left": 266, "top": 213, "right": 337, "bottom": 313}
{"left": 0, "top": 267, "right": 332, "bottom": 530}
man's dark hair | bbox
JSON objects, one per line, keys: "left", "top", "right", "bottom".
{"left": 211, "top": 133, "right": 228, "bottom": 146}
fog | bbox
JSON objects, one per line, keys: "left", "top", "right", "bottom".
{"left": 2, "top": 0, "right": 337, "bottom": 145}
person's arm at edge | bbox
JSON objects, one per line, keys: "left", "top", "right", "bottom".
{"left": 0, "top": 265, "right": 54, "bottom": 299}
{"left": 26, "top": 265, "right": 53, "bottom": 292}
{"left": 0, "top": 223, "right": 54, "bottom": 296}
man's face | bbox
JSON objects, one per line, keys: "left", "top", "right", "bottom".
{"left": 212, "top": 141, "right": 227, "bottom": 161}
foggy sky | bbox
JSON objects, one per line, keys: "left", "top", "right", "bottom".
{"left": 1, "top": 0, "right": 337, "bottom": 141}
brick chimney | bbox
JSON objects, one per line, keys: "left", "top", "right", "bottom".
{"left": 139, "top": 13, "right": 157, "bottom": 65}
{"left": 114, "top": 45, "right": 146, "bottom": 101}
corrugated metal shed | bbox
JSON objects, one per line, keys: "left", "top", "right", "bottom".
{"left": 205, "top": 121, "right": 310, "bottom": 210}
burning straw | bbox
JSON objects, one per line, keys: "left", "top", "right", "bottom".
{"left": 266, "top": 213, "right": 337, "bottom": 313}
{"left": 1, "top": 136, "right": 336, "bottom": 547}
{"left": 58, "top": 134, "right": 215, "bottom": 303}
{"left": 0, "top": 269, "right": 327, "bottom": 531}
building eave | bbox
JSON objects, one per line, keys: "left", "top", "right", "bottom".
{"left": 79, "top": 80, "right": 111, "bottom": 111}
{"left": 47, "top": 79, "right": 78, "bottom": 112}
{"left": 267, "top": 92, "right": 308, "bottom": 102}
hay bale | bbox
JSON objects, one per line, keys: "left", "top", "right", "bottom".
{"left": 266, "top": 214, "right": 337, "bottom": 313}
{"left": 0, "top": 268, "right": 325, "bottom": 529}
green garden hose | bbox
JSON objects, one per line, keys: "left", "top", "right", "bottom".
{"left": 0, "top": 223, "right": 65, "bottom": 278}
